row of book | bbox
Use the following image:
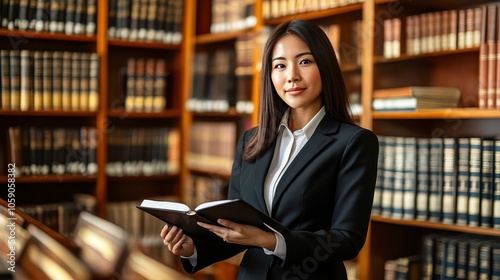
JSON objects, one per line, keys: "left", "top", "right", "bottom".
{"left": 372, "top": 136, "right": 500, "bottom": 229}
{"left": 108, "top": 0, "right": 183, "bottom": 44}
{"left": 186, "top": 122, "right": 237, "bottom": 175}
{"left": 319, "top": 21, "right": 363, "bottom": 67}
{"left": 107, "top": 127, "right": 180, "bottom": 177}
{"left": 384, "top": 255, "right": 421, "bottom": 280}
{"left": 421, "top": 233, "right": 500, "bottom": 279}
{"left": 372, "top": 86, "right": 461, "bottom": 112}
{"left": 7, "top": 126, "right": 98, "bottom": 177}
{"left": 0, "top": 0, "right": 96, "bottom": 35}
{"left": 121, "top": 57, "right": 168, "bottom": 113}
{"left": 184, "top": 174, "right": 228, "bottom": 209}
{"left": 384, "top": 7, "right": 483, "bottom": 59}
{"left": 262, "top": 0, "right": 363, "bottom": 19}
{"left": 478, "top": 4, "right": 500, "bottom": 109}
{"left": 233, "top": 33, "right": 255, "bottom": 114}
{"left": 210, "top": 0, "right": 256, "bottom": 34}
{"left": 0, "top": 50, "right": 100, "bottom": 111}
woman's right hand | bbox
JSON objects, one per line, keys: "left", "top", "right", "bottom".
{"left": 160, "top": 224, "right": 195, "bottom": 257}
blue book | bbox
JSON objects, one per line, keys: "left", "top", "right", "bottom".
{"left": 381, "top": 136, "right": 396, "bottom": 217}
{"left": 480, "top": 138, "right": 494, "bottom": 228}
{"left": 403, "top": 137, "right": 417, "bottom": 220}
{"left": 416, "top": 138, "right": 430, "bottom": 221}
{"left": 442, "top": 138, "right": 458, "bottom": 224}
{"left": 456, "top": 236, "right": 470, "bottom": 279}
{"left": 493, "top": 138, "right": 500, "bottom": 229}
{"left": 468, "top": 137, "right": 483, "bottom": 227}
{"left": 428, "top": 138, "right": 444, "bottom": 222}
{"left": 492, "top": 242, "right": 500, "bottom": 279}
{"left": 391, "top": 137, "right": 405, "bottom": 219}
{"left": 443, "top": 236, "right": 458, "bottom": 280}
{"left": 456, "top": 138, "right": 470, "bottom": 225}
{"left": 478, "top": 242, "right": 492, "bottom": 280}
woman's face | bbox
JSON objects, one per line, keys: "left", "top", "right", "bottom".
{"left": 271, "top": 35, "right": 323, "bottom": 113}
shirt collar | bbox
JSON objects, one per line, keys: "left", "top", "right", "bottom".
{"left": 278, "top": 106, "right": 326, "bottom": 139}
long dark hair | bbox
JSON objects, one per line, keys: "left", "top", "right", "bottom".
{"left": 242, "top": 20, "right": 353, "bottom": 162}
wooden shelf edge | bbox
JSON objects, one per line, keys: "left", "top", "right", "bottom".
{"left": 0, "top": 110, "right": 98, "bottom": 117}
{"left": 374, "top": 47, "right": 479, "bottom": 64}
{"left": 0, "top": 28, "right": 96, "bottom": 42}
{"left": 195, "top": 28, "right": 255, "bottom": 44}
{"left": 1, "top": 175, "right": 97, "bottom": 184}
{"left": 372, "top": 108, "right": 500, "bottom": 119}
{"left": 107, "top": 174, "right": 180, "bottom": 181}
{"left": 108, "top": 39, "right": 181, "bottom": 50}
{"left": 264, "top": 3, "right": 363, "bottom": 25}
{"left": 371, "top": 215, "right": 500, "bottom": 236}
{"left": 107, "top": 109, "right": 181, "bottom": 119}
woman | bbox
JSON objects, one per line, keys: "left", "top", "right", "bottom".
{"left": 161, "top": 19, "right": 379, "bottom": 279}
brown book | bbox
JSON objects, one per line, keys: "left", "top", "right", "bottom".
{"left": 86, "top": 0, "right": 96, "bottom": 35}
{"left": 457, "top": 9, "right": 466, "bottom": 49}
{"left": 88, "top": 53, "right": 99, "bottom": 111}
{"left": 19, "top": 50, "right": 31, "bottom": 111}
{"left": 61, "top": 52, "right": 73, "bottom": 111}
{"left": 71, "top": 52, "right": 81, "bottom": 111}
{"left": 153, "top": 58, "right": 167, "bottom": 112}
{"left": 486, "top": 5, "right": 498, "bottom": 109}
{"left": 7, "top": 127, "right": 23, "bottom": 175}
{"left": 478, "top": 5, "right": 489, "bottom": 109}
{"left": 465, "top": 8, "right": 475, "bottom": 48}
{"left": 33, "top": 51, "right": 43, "bottom": 111}
{"left": 52, "top": 51, "right": 63, "bottom": 110}
{"left": 125, "top": 57, "right": 136, "bottom": 111}
{"left": 143, "top": 58, "right": 155, "bottom": 112}
{"left": 383, "top": 19, "right": 393, "bottom": 58}
{"left": 448, "top": 9, "right": 458, "bottom": 51}
{"left": 134, "top": 58, "right": 145, "bottom": 112}
{"left": 79, "top": 53, "right": 90, "bottom": 111}
{"left": 42, "top": 51, "right": 53, "bottom": 110}
{"left": 373, "top": 86, "right": 461, "bottom": 99}
{"left": 1, "top": 50, "right": 10, "bottom": 110}
{"left": 9, "top": 50, "right": 21, "bottom": 110}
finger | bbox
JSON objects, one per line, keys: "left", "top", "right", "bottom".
{"left": 160, "top": 224, "right": 169, "bottom": 238}
{"left": 172, "top": 235, "right": 187, "bottom": 253}
{"left": 170, "top": 228, "right": 184, "bottom": 246}
{"left": 217, "top": 219, "right": 235, "bottom": 229}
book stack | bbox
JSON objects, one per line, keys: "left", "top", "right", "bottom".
{"left": 7, "top": 126, "right": 98, "bottom": 177}
{"left": 372, "top": 86, "right": 461, "bottom": 111}
{"left": 108, "top": 0, "right": 183, "bottom": 44}
{"left": 0, "top": 0, "right": 97, "bottom": 35}
{"left": 478, "top": 4, "right": 500, "bottom": 109}
{"left": 372, "top": 135, "right": 500, "bottom": 229}
{"left": 0, "top": 50, "right": 99, "bottom": 112}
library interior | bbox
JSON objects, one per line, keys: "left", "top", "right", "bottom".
{"left": 1, "top": 0, "right": 500, "bottom": 279}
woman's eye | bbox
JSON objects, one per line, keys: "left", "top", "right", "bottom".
{"left": 274, "top": 64, "right": 285, "bottom": 69}
{"left": 299, "top": 59, "right": 312, "bottom": 65}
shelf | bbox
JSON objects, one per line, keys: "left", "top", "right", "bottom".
{"left": 264, "top": 3, "right": 363, "bottom": 25}
{"left": 0, "top": 29, "right": 97, "bottom": 42}
{"left": 372, "top": 108, "right": 500, "bottom": 119}
{"left": 108, "top": 39, "right": 182, "bottom": 50}
{"left": 0, "top": 110, "right": 98, "bottom": 117}
{"left": 107, "top": 110, "right": 181, "bottom": 119}
{"left": 1, "top": 175, "right": 97, "bottom": 184}
{"left": 107, "top": 174, "right": 179, "bottom": 181}
{"left": 373, "top": 47, "right": 479, "bottom": 64}
{"left": 195, "top": 28, "right": 254, "bottom": 45}
{"left": 191, "top": 110, "right": 252, "bottom": 119}
{"left": 371, "top": 215, "right": 500, "bottom": 237}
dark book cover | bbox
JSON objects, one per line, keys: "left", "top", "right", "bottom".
{"left": 137, "top": 198, "right": 288, "bottom": 242}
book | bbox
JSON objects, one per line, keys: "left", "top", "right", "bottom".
{"left": 372, "top": 86, "right": 462, "bottom": 111}
{"left": 137, "top": 198, "right": 288, "bottom": 242}
{"left": 373, "top": 86, "right": 461, "bottom": 100}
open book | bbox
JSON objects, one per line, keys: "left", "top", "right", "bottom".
{"left": 137, "top": 199, "right": 288, "bottom": 242}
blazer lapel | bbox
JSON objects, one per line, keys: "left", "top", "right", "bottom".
{"left": 253, "top": 142, "right": 276, "bottom": 212}
{"left": 271, "top": 115, "right": 341, "bottom": 213}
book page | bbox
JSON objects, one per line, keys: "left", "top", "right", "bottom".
{"left": 195, "top": 199, "right": 234, "bottom": 211}
{"left": 139, "top": 200, "right": 190, "bottom": 212}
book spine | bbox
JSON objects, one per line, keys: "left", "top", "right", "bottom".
{"left": 71, "top": 52, "right": 81, "bottom": 111}
{"left": 381, "top": 136, "right": 395, "bottom": 217}
{"left": 52, "top": 51, "right": 63, "bottom": 110}
{"left": 478, "top": 5, "right": 488, "bottom": 109}
{"left": 1, "top": 50, "right": 10, "bottom": 110}
{"left": 79, "top": 53, "right": 90, "bottom": 111}
{"left": 73, "top": 0, "right": 87, "bottom": 35}
{"left": 442, "top": 137, "right": 457, "bottom": 224}
{"left": 478, "top": 243, "right": 491, "bottom": 280}
{"left": 468, "top": 137, "right": 483, "bottom": 227}
{"left": 143, "top": 58, "right": 155, "bottom": 112}
{"left": 390, "top": 136, "right": 403, "bottom": 219}
{"left": 65, "top": 0, "right": 76, "bottom": 34}
{"left": 33, "top": 51, "right": 43, "bottom": 111}
{"left": 41, "top": 127, "right": 52, "bottom": 175}
{"left": 456, "top": 238, "right": 469, "bottom": 279}
{"left": 486, "top": 5, "right": 498, "bottom": 109}
{"left": 494, "top": 138, "right": 500, "bottom": 229}
{"left": 51, "top": 128, "right": 65, "bottom": 175}
{"left": 480, "top": 138, "right": 494, "bottom": 228}
{"left": 402, "top": 137, "right": 417, "bottom": 220}
{"left": 10, "top": 50, "right": 21, "bottom": 110}
{"left": 86, "top": 0, "right": 96, "bottom": 35}
{"left": 428, "top": 138, "right": 444, "bottom": 222}
{"left": 129, "top": 0, "right": 140, "bottom": 40}
{"left": 153, "top": 58, "right": 167, "bottom": 112}
{"left": 456, "top": 137, "right": 470, "bottom": 225}
{"left": 88, "top": 53, "right": 99, "bottom": 111}
{"left": 125, "top": 57, "right": 136, "bottom": 111}
{"left": 372, "top": 135, "right": 385, "bottom": 216}
{"left": 19, "top": 49, "right": 31, "bottom": 111}
{"left": 133, "top": 58, "right": 145, "bottom": 112}
{"left": 137, "top": 0, "right": 148, "bottom": 40}
{"left": 61, "top": 51, "right": 72, "bottom": 111}
{"left": 42, "top": 51, "right": 53, "bottom": 110}
{"left": 18, "top": 0, "right": 29, "bottom": 30}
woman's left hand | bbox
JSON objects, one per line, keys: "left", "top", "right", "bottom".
{"left": 197, "top": 219, "right": 276, "bottom": 250}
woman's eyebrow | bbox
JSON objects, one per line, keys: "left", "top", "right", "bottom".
{"left": 272, "top": 52, "right": 313, "bottom": 62}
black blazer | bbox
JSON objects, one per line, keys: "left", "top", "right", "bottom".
{"left": 182, "top": 115, "right": 379, "bottom": 279}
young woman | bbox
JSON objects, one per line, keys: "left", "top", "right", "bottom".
{"left": 161, "top": 19, "right": 379, "bottom": 279}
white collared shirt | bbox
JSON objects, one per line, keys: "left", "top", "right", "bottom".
{"left": 263, "top": 106, "right": 326, "bottom": 259}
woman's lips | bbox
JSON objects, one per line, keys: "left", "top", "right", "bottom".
{"left": 286, "top": 87, "right": 305, "bottom": 95}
